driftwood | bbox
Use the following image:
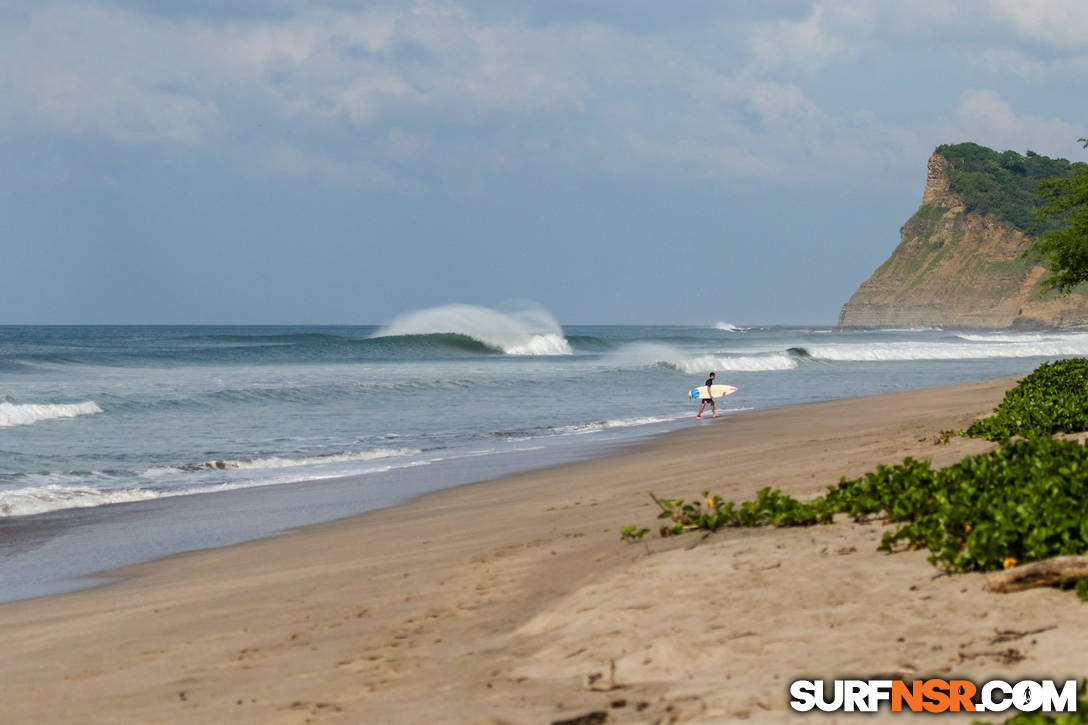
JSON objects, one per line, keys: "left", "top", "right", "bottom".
{"left": 986, "top": 556, "right": 1088, "bottom": 593}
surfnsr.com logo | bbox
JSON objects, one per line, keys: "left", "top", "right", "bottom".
{"left": 789, "top": 679, "right": 1078, "bottom": 714}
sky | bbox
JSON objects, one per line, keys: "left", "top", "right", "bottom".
{"left": 2, "top": 0, "right": 1088, "bottom": 326}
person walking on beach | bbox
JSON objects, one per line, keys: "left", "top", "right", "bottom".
{"left": 696, "top": 371, "right": 718, "bottom": 419}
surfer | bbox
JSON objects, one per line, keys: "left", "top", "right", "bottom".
{"left": 696, "top": 371, "right": 718, "bottom": 419}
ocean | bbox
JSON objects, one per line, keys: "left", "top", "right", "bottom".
{"left": 4, "top": 305, "right": 1088, "bottom": 600}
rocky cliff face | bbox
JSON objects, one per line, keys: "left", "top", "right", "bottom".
{"left": 838, "top": 153, "right": 1088, "bottom": 329}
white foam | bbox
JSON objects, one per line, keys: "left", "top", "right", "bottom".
{"left": 502, "top": 333, "right": 572, "bottom": 356}
{"left": 806, "top": 339, "right": 1088, "bottom": 361}
{"left": 955, "top": 332, "right": 1087, "bottom": 343}
{"left": 0, "top": 484, "right": 160, "bottom": 517}
{"left": 668, "top": 354, "right": 797, "bottom": 373}
{"left": 0, "top": 457, "right": 433, "bottom": 518}
{"left": 0, "top": 401, "right": 102, "bottom": 428}
{"left": 191, "top": 448, "right": 421, "bottom": 471}
{"left": 714, "top": 322, "right": 743, "bottom": 332}
{"left": 374, "top": 303, "right": 573, "bottom": 355}
{"left": 609, "top": 342, "right": 795, "bottom": 373}
{"left": 551, "top": 413, "right": 690, "bottom": 435}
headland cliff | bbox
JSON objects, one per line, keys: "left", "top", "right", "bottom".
{"left": 839, "top": 143, "right": 1088, "bottom": 329}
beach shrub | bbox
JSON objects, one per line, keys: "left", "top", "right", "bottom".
{"left": 831, "top": 438, "right": 1088, "bottom": 572}
{"left": 966, "top": 358, "right": 1088, "bottom": 440}
{"left": 629, "top": 438, "right": 1088, "bottom": 574}
{"left": 641, "top": 490, "right": 831, "bottom": 538}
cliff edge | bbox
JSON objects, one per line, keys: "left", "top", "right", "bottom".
{"left": 839, "top": 147, "right": 1088, "bottom": 329}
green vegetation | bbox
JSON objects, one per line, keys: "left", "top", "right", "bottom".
{"left": 631, "top": 437, "right": 1088, "bottom": 574}
{"left": 624, "top": 360, "right": 1088, "bottom": 577}
{"left": 625, "top": 438, "right": 1088, "bottom": 574}
{"left": 831, "top": 438, "right": 1088, "bottom": 573}
{"left": 909, "top": 203, "right": 949, "bottom": 225}
{"left": 935, "top": 142, "right": 1081, "bottom": 237}
{"left": 1034, "top": 138, "right": 1088, "bottom": 294}
{"left": 647, "top": 490, "right": 831, "bottom": 538}
{"left": 622, "top": 359, "right": 1088, "bottom": 601}
{"left": 965, "top": 358, "right": 1088, "bottom": 441}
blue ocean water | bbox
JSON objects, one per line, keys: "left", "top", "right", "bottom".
{"left": 6, "top": 306, "right": 1088, "bottom": 600}
{"left": 4, "top": 310, "right": 1088, "bottom": 523}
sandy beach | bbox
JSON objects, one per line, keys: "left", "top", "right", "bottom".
{"left": 3, "top": 376, "right": 1086, "bottom": 724}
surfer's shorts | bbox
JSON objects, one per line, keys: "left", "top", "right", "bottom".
{"left": 701, "top": 398, "right": 714, "bottom": 403}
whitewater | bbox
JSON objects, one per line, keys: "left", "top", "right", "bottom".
{"left": 5, "top": 315, "right": 1088, "bottom": 524}
{"left": 6, "top": 311, "right": 1088, "bottom": 600}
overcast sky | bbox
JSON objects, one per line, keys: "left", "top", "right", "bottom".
{"left": 3, "top": 0, "right": 1087, "bottom": 325}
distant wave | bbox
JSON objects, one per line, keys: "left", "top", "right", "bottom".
{"left": 954, "top": 332, "right": 1088, "bottom": 344}
{"left": 798, "top": 337, "right": 1088, "bottom": 361}
{"left": 373, "top": 304, "right": 573, "bottom": 356}
{"left": 168, "top": 332, "right": 347, "bottom": 345}
{"left": 72, "top": 375, "right": 547, "bottom": 415}
{"left": 713, "top": 322, "right": 745, "bottom": 332}
{"left": 0, "top": 353, "right": 89, "bottom": 370}
{"left": 565, "top": 335, "right": 611, "bottom": 351}
{"left": 0, "top": 401, "right": 102, "bottom": 428}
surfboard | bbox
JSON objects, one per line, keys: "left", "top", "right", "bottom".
{"left": 689, "top": 384, "right": 738, "bottom": 400}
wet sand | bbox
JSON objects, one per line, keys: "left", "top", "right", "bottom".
{"left": 4, "top": 377, "right": 1085, "bottom": 724}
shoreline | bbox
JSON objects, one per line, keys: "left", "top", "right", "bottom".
{"left": 0, "top": 375, "right": 974, "bottom": 604}
{"left": 0, "top": 421, "right": 668, "bottom": 604}
{"left": 10, "top": 375, "right": 1088, "bottom": 723}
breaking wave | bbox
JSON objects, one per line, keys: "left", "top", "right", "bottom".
{"left": 611, "top": 343, "right": 797, "bottom": 373}
{"left": 0, "top": 401, "right": 102, "bottom": 428}
{"left": 374, "top": 304, "right": 572, "bottom": 356}
{"left": 661, "top": 353, "right": 798, "bottom": 373}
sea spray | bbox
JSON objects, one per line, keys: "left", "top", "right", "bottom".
{"left": 374, "top": 304, "right": 572, "bottom": 355}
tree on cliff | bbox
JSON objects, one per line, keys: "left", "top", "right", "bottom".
{"left": 1036, "top": 138, "right": 1088, "bottom": 293}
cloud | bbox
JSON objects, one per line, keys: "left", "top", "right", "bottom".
{"left": 804, "top": 0, "right": 1088, "bottom": 68}
{"left": 991, "top": 0, "right": 1088, "bottom": 51}
{"left": 1, "top": 0, "right": 1085, "bottom": 193}
{"left": 942, "top": 89, "right": 1080, "bottom": 157}
{"left": 750, "top": 4, "right": 850, "bottom": 72}
{"left": 0, "top": 5, "right": 222, "bottom": 144}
